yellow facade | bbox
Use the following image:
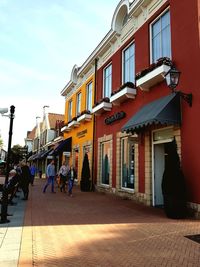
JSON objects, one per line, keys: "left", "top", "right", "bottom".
{"left": 63, "top": 75, "right": 94, "bottom": 181}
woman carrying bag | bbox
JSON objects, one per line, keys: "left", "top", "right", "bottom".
{"left": 67, "top": 164, "right": 77, "bottom": 197}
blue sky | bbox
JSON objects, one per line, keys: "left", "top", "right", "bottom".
{"left": 0, "top": 0, "right": 119, "bottom": 148}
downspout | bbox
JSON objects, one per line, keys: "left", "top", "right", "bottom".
{"left": 91, "top": 58, "right": 98, "bottom": 191}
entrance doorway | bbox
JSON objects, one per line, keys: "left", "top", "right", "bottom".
{"left": 154, "top": 144, "right": 165, "bottom": 207}
{"left": 152, "top": 128, "right": 174, "bottom": 207}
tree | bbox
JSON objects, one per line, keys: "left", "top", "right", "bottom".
{"left": 80, "top": 153, "right": 91, "bottom": 192}
{"left": 162, "top": 138, "right": 187, "bottom": 219}
{"left": 10, "top": 144, "right": 25, "bottom": 164}
{"left": 0, "top": 136, "right": 3, "bottom": 149}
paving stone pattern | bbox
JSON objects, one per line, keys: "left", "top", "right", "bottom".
{"left": 17, "top": 179, "right": 200, "bottom": 267}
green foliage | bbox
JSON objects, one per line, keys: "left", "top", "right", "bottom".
{"left": 10, "top": 144, "right": 25, "bottom": 164}
{"left": 0, "top": 138, "right": 3, "bottom": 148}
{"left": 80, "top": 153, "right": 91, "bottom": 191}
{"left": 162, "top": 138, "right": 187, "bottom": 219}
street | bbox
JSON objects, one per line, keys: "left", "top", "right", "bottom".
{"left": 1, "top": 178, "right": 200, "bottom": 267}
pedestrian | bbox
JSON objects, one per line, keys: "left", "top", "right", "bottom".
{"left": 43, "top": 159, "right": 56, "bottom": 193}
{"left": 58, "top": 161, "right": 69, "bottom": 193}
{"left": 29, "top": 163, "right": 36, "bottom": 186}
{"left": 67, "top": 164, "right": 77, "bottom": 197}
{"left": 20, "top": 162, "right": 31, "bottom": 200}
{"left": 16, "top": 163, "right": 22, "bottom": 176}
{"left": 6, "top": 169, "right": 20, "bottom": 204}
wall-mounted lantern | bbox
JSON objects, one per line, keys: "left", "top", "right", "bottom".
{"left": 165, "top": 67, "right": 192, "bottom": 107}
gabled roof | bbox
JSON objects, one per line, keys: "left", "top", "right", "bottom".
{"left": 48, "top": 113, "right": 64, "bottom": 129}
{"left": 26, "top": 127, "right": 36, "bottom": 140}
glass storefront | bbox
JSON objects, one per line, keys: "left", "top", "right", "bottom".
{"left": 121, "top": 137, "right": 135, "bottom": 190}
{"left": 101, "top": 141, "right": 112, "bottom": 185}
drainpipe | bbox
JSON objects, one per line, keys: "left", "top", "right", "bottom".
{"left": 91, "top": 58, "right": 98, "bottom": 191}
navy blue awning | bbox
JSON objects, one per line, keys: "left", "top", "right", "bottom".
{"left": 33, "top": 151, "right": 44, "bottom": 160}
{"left": 38, "top": 148, "right": 53, "bottom": 159}
{"left": 121, "top": 92, "right": 181, "bottom": 133}
{"left": 51, "top": 137, "right": 72, "bottom": 156}
{"left": 28, "top": 153, "right": 37, "bottom": 161}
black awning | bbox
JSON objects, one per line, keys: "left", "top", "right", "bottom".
{"left": 28, "top": 153, "right": 38, "bottom": 161}
{"left": 52, "top": 137, "right": 72, "bottom": 156}
{"left": 34, "top": 151, "right": 44, "bottom": 160}
{"left": 38, "top": 148, "right": 53, "bottom": 159}
{"left": 121, "top": 92, "right": 181, "bottom": 133}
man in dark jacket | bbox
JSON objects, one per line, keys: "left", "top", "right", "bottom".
{"left": 20, "top": 162, "right": 31, "bottom": 200}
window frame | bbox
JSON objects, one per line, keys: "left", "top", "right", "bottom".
{"left": 103, "top": 63, "right": 112, "bottom": 98}
{"left": 86, "top": 81, "right": 93, "bottom": 111}
{"left": 150, "top": 8, "right": 171, "bottom": 64}
{"left": 68, "top": 99, "right": 73, "bottom": 122}
{"left": 120, "top": 136, "right": 135, "bottom": 191}
{"left": 100, "top": 140, "right": 112, "bottom": 186}
{"left": 122, "top": 41, "right": 135, "bottom": 84}
{"left": 76, "top": 92, "right": 81, "bottom": 116}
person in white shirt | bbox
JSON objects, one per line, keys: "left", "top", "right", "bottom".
{"left": 58, "top": 161, "right": 69, "bottom": 193}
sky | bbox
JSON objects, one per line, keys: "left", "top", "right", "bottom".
{"left": 0, "top": 0, "right": 120, "bottom": 149}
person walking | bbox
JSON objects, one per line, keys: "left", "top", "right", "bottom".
{"left": 29, "top": 163, "right": 36, "bottom": 186}
{"left": 58, "top": 161, "right": 69, "bottom": 193}
{"left": 43, "top": 159, "right": 56, "bottom": 193}
{"left": 20, "top": 162, "right": 31, "bottom": 200}
{"left": 67, "top": 164, "right": 77, "bottom": 197}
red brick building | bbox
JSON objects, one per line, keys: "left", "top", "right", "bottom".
{"left": 91, "top": 0, "right": 200, "bottom": 217}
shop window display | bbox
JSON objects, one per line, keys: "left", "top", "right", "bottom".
{"left": 121, "top": 137, "right": 135, "bottom": 189}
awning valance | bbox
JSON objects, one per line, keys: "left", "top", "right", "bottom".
{"left": 50, "top": 137, "right": 72, "bottom": 156}
{"left": 38, "top": 148, "right": 53, "bottom": 159}
{"left": 27, "top": 154, "right": 36, "bottom": 161}
{"left": 121, "top": 92, "right": 181, "bottom": 133}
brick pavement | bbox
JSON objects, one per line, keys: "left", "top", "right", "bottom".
{"left": 18, "top": 178, "right": 200, "bottom": 267}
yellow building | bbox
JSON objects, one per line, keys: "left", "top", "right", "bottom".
{"left": 61, "top": 65, "right": 95, "bottom": 183}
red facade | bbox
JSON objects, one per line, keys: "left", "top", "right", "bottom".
{"left": 93, "top": 0, "right": 200, "bottom": 214}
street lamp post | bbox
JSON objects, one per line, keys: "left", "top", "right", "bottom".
{"left": 0, "top": 105, "right": 15, "bottom": 224}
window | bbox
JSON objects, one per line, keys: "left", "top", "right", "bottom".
{"left": 121, "top": 137, "right": 135, "bottom": 189}
{"left": 103, "top": 64, "right": 112, "bottom": 98}
{"left": 76, "top": 92, "right": 81, "bottom": 116}
{"left": 68, "top": 100, "right": 72, "bottom": 121}
{"left": 86, "top": 82, "right": 92, "bottom": 111}
{"left": 101, "top": 141, "right": 112, "bottom": 185}
{"left": 123, "top": 43, "right": 135, "bottom": 84}
{"left": 151, "top": 10, "right": 171, "bottom": 63}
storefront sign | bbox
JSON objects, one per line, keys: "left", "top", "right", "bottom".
{"left": 63, "top": 152, "right": 71, "bottom": 157}
{"left": 105, "top": 111, "right": 126, "bottom": 125}
{"left": 77, "top": 129, "right": 87, "bottom": 138}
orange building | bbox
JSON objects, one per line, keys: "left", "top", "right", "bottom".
{"left": 61, "top": 65, "right": 95, "bottom": 183}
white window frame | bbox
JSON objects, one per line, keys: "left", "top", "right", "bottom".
{"left": 86, "top": 82, "right": 93, "bottom": 111}
{"left": 68, "top": 100, "right": 73, "bottom": 121}
{"left": 76, "top": 92, "right": 81, "bottom": 116}
{"left": 150, "top": 8, "right": 171, "bottom": 63}
{"left": 122, "top": 42, "right": 135, "bottom": 84}
{"left": 103, "top": 63, "right": 112, "bottom": 98}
